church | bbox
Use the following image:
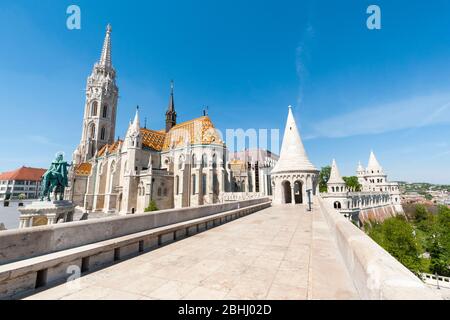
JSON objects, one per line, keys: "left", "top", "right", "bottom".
{"left": 66, "top": 25, "right": 278, "bottom": 214}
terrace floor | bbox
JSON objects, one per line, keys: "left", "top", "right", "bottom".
{"left": 25, "top": 204, "right": 359, "bottom": 300}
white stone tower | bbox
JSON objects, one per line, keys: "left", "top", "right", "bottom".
{"left": 325, "top": 159, "right": 348, "bottom": 210}
{"left": 364, "top": 151, "right": 387, "bottom": 192}
{"left": 120, "top": 107, "right": 142, "bottom": 214}
{"left": 74, "top": 24, "right": 119, "bottom": 164}
{"left": 356, "top": 161, "right": 365, "bottom": 185}
{"left": 271, "top": 106, "right": 319, "bottom": 205}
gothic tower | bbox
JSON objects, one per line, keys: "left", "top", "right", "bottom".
{"left": 73, "top": 24, "right": 119, "bottom": 164}
{"left": 165, "top": 81, "right": 177, "bottom": 132}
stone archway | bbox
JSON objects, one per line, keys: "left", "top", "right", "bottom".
{"left": 294, "top": 180, "right": 303, "bottom": 204}
{"left": 282, "top": 181, "right": 292, "bottom": 204}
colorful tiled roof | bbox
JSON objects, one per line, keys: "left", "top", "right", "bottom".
{"left": 0, "top": 167, "right": 46, "bottom": 181}
{"left": 97, "top": 140, "right": 123, "bottom": 157}
{"left": 141, "top": 128, "right": 166, "bottom": 151}
{"left": 75, "top": 163, "right": 92, "bottom": 176}
{"left": 162, "top": 116, "right": 223, "bottom": 151}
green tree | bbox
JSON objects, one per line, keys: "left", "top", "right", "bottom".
{"left": 428, "top": 206, "right": 450, "bottom": 276}
{"left": 366, "top": 216, "right": 426, "bottom": 275}
{"left": 413, "top": 204, "right": 429, "bottom": 223}
{"left": 319, "top": 166, "right": 331, "bottom": 193}
{"left": 144, "top": 200, "right": 159, "bottom": 212}
{"left": 342, "top": 176, "right": 362, "bottom": 192}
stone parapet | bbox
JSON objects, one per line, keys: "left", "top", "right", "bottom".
{"left": 0, "top": 198, "right": 269, "bottom": 265}
{"left": 317, "top": 196, "right": 441, "bottom": 300}
{"left": 0, "top": 200, "right": 271, "bottom": 299}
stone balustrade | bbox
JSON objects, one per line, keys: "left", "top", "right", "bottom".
{"left": 220, "top": 192, "right": 267, "bottom": 202}
{"left": 422, "top": 273, "right": 450, "bottom": 289}
{"left": 318, "top": 196, "right": 441, "bottom": 300}
{"left": 0, "top": 199, "right": 271, "bottom": 299}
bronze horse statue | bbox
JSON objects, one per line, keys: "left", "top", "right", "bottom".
{"left": 40, "top": 153, "right": 71, "bottom": 201}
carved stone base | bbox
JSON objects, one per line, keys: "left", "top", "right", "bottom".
{"left": 18, "top": 200, "right": 75, "bottom": 229}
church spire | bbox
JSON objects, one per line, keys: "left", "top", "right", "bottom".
{"left": 99, "top": 24, "right": 113, "bottom": 69}
{"left": 132, "top": 106, "right": 140, "bottom": 132}
{"left": 165, "top": 80, "right": 177, "bottom": 132}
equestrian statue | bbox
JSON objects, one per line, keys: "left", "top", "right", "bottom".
{"left": 40, "top": 153, "right": 71, "bottom": 201}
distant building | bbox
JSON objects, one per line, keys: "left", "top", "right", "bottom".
{"left": 322, "top": 152, "right": 404, "bottom": 225}
{"left": 228, "top": 149, "right": 279, "bottom": 195}
{"left": 0, "top": 166, "right": 46, "bottom": 200}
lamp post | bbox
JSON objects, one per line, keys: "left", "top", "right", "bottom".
{"left": 307, "top": 189, "right": 312, "bottom": 212}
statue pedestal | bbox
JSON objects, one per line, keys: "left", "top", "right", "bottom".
{"left": 18, "top": 200, "right": 75, "bottom": 229}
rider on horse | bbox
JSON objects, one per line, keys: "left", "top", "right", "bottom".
{"left": 40, "top": 153, "right": 71, "bottom": 201}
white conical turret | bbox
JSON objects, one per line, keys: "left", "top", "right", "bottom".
{"left": 272, "top": 106, "right": 316, "bottom": 174}
{"left": 367, "top": 150, "right": 383, "bottom": 173}
{"left": 328, "top": 159, "right": 345, "bottom": 184}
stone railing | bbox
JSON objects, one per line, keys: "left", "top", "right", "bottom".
{"left": 0, "top": 199, "right": 271, "bottom": 299}
{"left": 317, "top": 196, "right": 440, "bottom": 300}
{"left": 0, "top": 198, "right": 270, "bottom": 265}
{"left": 422, "top": 273, "right": 450, "bottom": 289}
{"left": 220, "top": 192, "right": 267, "bottom": 202}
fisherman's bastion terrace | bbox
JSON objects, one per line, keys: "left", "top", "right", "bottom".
{"left": 1, "top": 3, "right": 449, "bottom": 316}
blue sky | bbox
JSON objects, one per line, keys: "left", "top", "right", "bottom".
{"left": 0, "top": 0, "right": 449, "bottom": 183}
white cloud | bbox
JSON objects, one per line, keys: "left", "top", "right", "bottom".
{"left": 307, "top": 92, "right": 450, "bottom": 139}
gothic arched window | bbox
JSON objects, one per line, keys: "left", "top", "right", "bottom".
{"left": 192, "top": 154, "right": 197, "bottom": 168}
{"left": 201, "top": 154, "right": 207, "bottom": 167}
{"left": 102, "top": 105, "right": 108, "bottom": 118}
{"left": 202, "top": 174, "right": 207, "bottom": 195}
{"left": 100, "top": 127, "right": 106, "bottom": 140}
{"left": 212, "top": 154, "right": 217, "bottom": 168}
{"left": 91, "top": 101, "right": 98, "bottom": 116}
{"left": 175, "top": 176, "right": 180, "bottom": 195}
{"left": 192, "top": 174, "right": 197, "bottom": 195}
{"left": 157, "top": 188, "right": 162, "bottom": 197}
{"left": 89, "top": 124, "right": 96, "bottom": 139}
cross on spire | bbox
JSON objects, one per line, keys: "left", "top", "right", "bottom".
{"left": 99, "top": 24, "right": 113, "bottom": 69}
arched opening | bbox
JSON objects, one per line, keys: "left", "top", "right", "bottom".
{"left": 212, "top": 154, "right": 217, "bottom": 168}
{"left": 102, "top": 105, "right": 108, "bottom": 118}
{"left": 294, "top": 180, "right": 303, "bottom": 204}
{"left": 202, "top": 174, "right": 207, "bottom": 195}
{"left": 100, "top": 127, "right": 106, "bottom": 140}
{"left": 192, "top": 174, "right": 197, "bottom": 195}
{"left": 192, "top": 154, "right": 197, "bottom": 168}
{"left": 334, "top": 201, "right": 342, "bottom": 209}
{"left": 282, "top": 181, "right": 292, "bottom": 204}
{"left": 91, "top": 101, "right": 98, "bottom": 116}
{"left": 89, "top": 123, "right": 96, "bottom": 139}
